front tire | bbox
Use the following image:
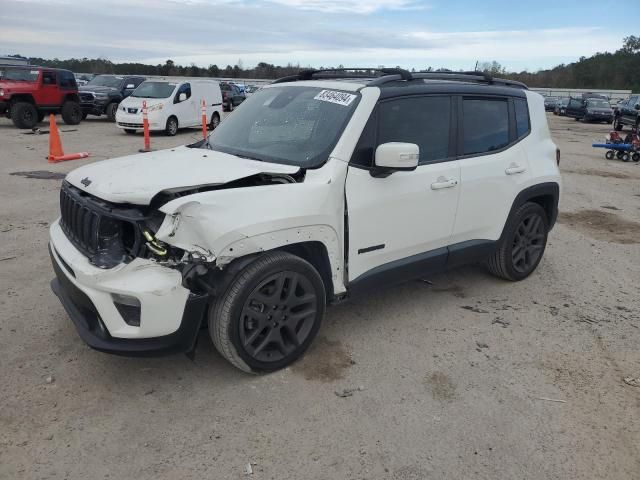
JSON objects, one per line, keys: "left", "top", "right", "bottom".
{"left": 105, "top": 102, "right": 118, "bottom": 121}
{"left": 61, "top": 101, "right": 82, "bottom": 125}
{"left": 11, "top": 102, "right": 38, "bottom": 129}
{"left": 210, "top": 112, "right": 220, "bottom": 130}
{"left": 209, "top": 252, "right": 326, "bottom": 374}
{"left": 614, "top": 118, "right": 623, "bottom": 131}
{"left": 165, "top": 116, "right": 178, "bottom": 136}
{"left": 487, "top": 202, "right": 549, "bottom": 281}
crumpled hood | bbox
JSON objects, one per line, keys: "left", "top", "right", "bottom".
{"left": 65, "top": 146, "right": 300, "bottom": 205}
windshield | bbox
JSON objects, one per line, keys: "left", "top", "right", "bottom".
{"left": 2, "top": 69, "right": 39, "bottom": 82}
{"left": 560, "top": 98, "right": 570, "bottom": 105}
{"left": 132, "top": 82, "right": 176, "bottom": 99}
{"left": 207, "top": 86, "right": 360, "bottom": 168}
{"left": 587, "top": 99, "right": 610, "bottom": 108}
{"left": 86, "top": 75, "right": 123, "bottom": 88}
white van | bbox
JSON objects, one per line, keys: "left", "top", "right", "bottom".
{"left": 115, "top": 80, "right": 223, "bottom": 136}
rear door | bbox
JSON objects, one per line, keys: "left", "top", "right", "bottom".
{"left": 450, "top": 96, "right": 532, "bottom": 248}
{"left": 345, "top": 95, "right": 461, "bottom": 284}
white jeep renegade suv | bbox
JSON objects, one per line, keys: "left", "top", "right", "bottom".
{"left": 49, "top": 68, "right": 561, "bottom": 373}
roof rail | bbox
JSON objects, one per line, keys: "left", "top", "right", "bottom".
{"left": 272, "top": 68, "right": 528, "bottom": 89}
{"left": 407, "top": 70, "right": 527, "bottom": 89}
{"left": 272, "top": 67, "right": 413, "bottom": 84}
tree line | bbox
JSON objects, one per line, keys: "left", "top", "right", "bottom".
{"left": 8, "top": 36, "right": 639, "bottom": 90}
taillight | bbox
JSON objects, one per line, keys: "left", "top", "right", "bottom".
{"left": 556, "top": 148, "right": 561, "bottom": 165}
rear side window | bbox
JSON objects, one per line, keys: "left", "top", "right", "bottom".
{"left": 514, "top": 98, "right": 530, "bottom": 139}
{"left": 462, "top": 99, "right": 509, "bottom": 155}
{"left": 378, "top": 96, "right": 451, "bottom": 164}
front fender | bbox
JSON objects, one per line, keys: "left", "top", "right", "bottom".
{"left": 154, "top": 166, "right": 348, "bottom": 293}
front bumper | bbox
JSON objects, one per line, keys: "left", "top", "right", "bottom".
{"left": 49, "top": 220, "right": 208, "bottom": 356}
{"left": 116, "top": 111, "right": 164, "bottom": 130}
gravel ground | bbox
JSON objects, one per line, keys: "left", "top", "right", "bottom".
{"left": 1, "top": 113, "right": 639, "bottom": 480}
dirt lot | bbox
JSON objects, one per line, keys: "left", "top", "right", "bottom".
{"left": 1, "top": 113, "right": 639, "bottom": 480}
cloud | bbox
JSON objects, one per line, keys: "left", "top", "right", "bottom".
{"left": 0, "top": 0, "right": 630, "bottom": 72}
{"left": 267, "top": 0, "right": 424, "bottom": 14}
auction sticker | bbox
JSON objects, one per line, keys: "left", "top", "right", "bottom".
{"left": 314, "top": 90, "right": 356, "bottom": 106}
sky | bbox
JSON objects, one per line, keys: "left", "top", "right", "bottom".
{"left": 1, "top": 0, "right": 636, "bottom": 72}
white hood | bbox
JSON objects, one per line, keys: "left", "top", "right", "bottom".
{"left": 65, "top": 146, "right": 300, "bottom": 205}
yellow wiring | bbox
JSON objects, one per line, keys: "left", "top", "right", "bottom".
{"left": 143, "top": 230, "right": 167, "bottom": 256}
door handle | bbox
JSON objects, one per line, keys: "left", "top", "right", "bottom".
{"left": 505, "top": 164, "right": 526, "bottom": 175}
{"left": 431, "top": 177, "right": 458, "bottom": 190}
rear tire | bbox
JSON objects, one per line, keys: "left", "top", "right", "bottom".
{"left": 81, "top": 111, "right": 88, "bottom": 120}
{"left": 165, "top": 116, "right": 178, "bottom": 136}
{"left": 209, "top": 252, "right": 326, "bottom": 374}
{"left": 105, "top": 102, "right": 118, "bottom": 122}
{"left": 605, "top": 150, "right": 615, "bottom": 160}
{"left": 11, "top": 102, "right": 38, "bottom": 129}
{"left": 622, "top": 153, "right": 630, "bottom": 162}
{"left": 487, "top": 202, "right": 549, "bottom": 282}
{"left": 632, "top": 153, "right": 640, "bottom": 162}
{"left": 61, "top": 101, "right": 82, "bottom": 125}
{"left": 614, "top": 118, "right": 623, "bottom": 131}
{"left": 227, "top": 100, "right": 234, "bottom": 112}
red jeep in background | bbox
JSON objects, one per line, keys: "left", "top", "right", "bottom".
{"left": 0, "top": 66, "right": 83, "bottom": 129}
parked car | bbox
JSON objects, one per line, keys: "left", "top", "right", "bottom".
{"left": 220, "top": 81, "right": 245, "bottom": 111}
{"left": 116, "top": 79, "right": 223, "bottom": 136}
{"left": 553, "top": 97, "right": 570, "bottom": 116}
{"left": 565, "top": 97, "right": 613, "bottom": 123}
{"left": 74, "top": 73, "right": 95, "bottom": 86}
{"left": 79, "top": 74, "right": 146, "bottom": 121}
{"left": 244, "top": 85, "right": 260, "bottom": 96}
{"left": 49, "top": 68, "right": 560, "bottom": 373}
{"left": 613, "top": 95, "right": 640, "bottom": 131}
{"left": 543, "top": 96, "right": 559, "bottom": 111}
{"left": 0, "top": 66, "right": 82, "bottom": 128}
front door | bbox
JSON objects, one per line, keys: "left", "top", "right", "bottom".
{"left": 173, "top": 82, "right": 196, "bottom": 126}
{"left": 345, "top": 95, "right": 460, "bottom": 284}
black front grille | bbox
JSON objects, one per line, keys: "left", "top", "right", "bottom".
{"left": 60, "top": 187, "right": 101, "bottom": 255}
{"left": 59, "top": 183, "right": 147, "bottom": 268}
{"left": 79, "top": 92, "right": 94, "bottom": 102}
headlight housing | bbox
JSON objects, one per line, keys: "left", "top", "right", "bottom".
{"left": 0, "top": 89, "right": 4, "bottom": 97}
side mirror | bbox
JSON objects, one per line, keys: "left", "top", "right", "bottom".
{"left": 371, "top": 142, "right": 419, "bottom": 177}
{"left": 125, "top": 84, "right": 135, "bottom": 90}
{"left": 178, "top": 92, "right": 187, "bottom": 102}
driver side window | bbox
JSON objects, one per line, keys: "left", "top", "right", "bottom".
{"left": 42, "top": 71, "right": 56, "bottom": 85}
{"left": 174, "top": 83, "right": 191, "bottom": 103}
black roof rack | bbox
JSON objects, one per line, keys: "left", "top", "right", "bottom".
{"left": 272, "top": 67, "right": 527, "bottom": 90}
{"left": 272, "top": 67, "right": 412, "bottom": 84}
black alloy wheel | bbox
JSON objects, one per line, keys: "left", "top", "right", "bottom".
{"left": 511, "top": 212, "right": 546, "bottom": 275}
{"left": 240, "top": 271, "right": 318, "bottom": 363}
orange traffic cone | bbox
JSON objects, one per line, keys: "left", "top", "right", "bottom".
{"left": 47, "top": 114, "right": 90, "bottom": 163}
{"left": 48, "top": 114, "right": 64, "bottom": 162}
